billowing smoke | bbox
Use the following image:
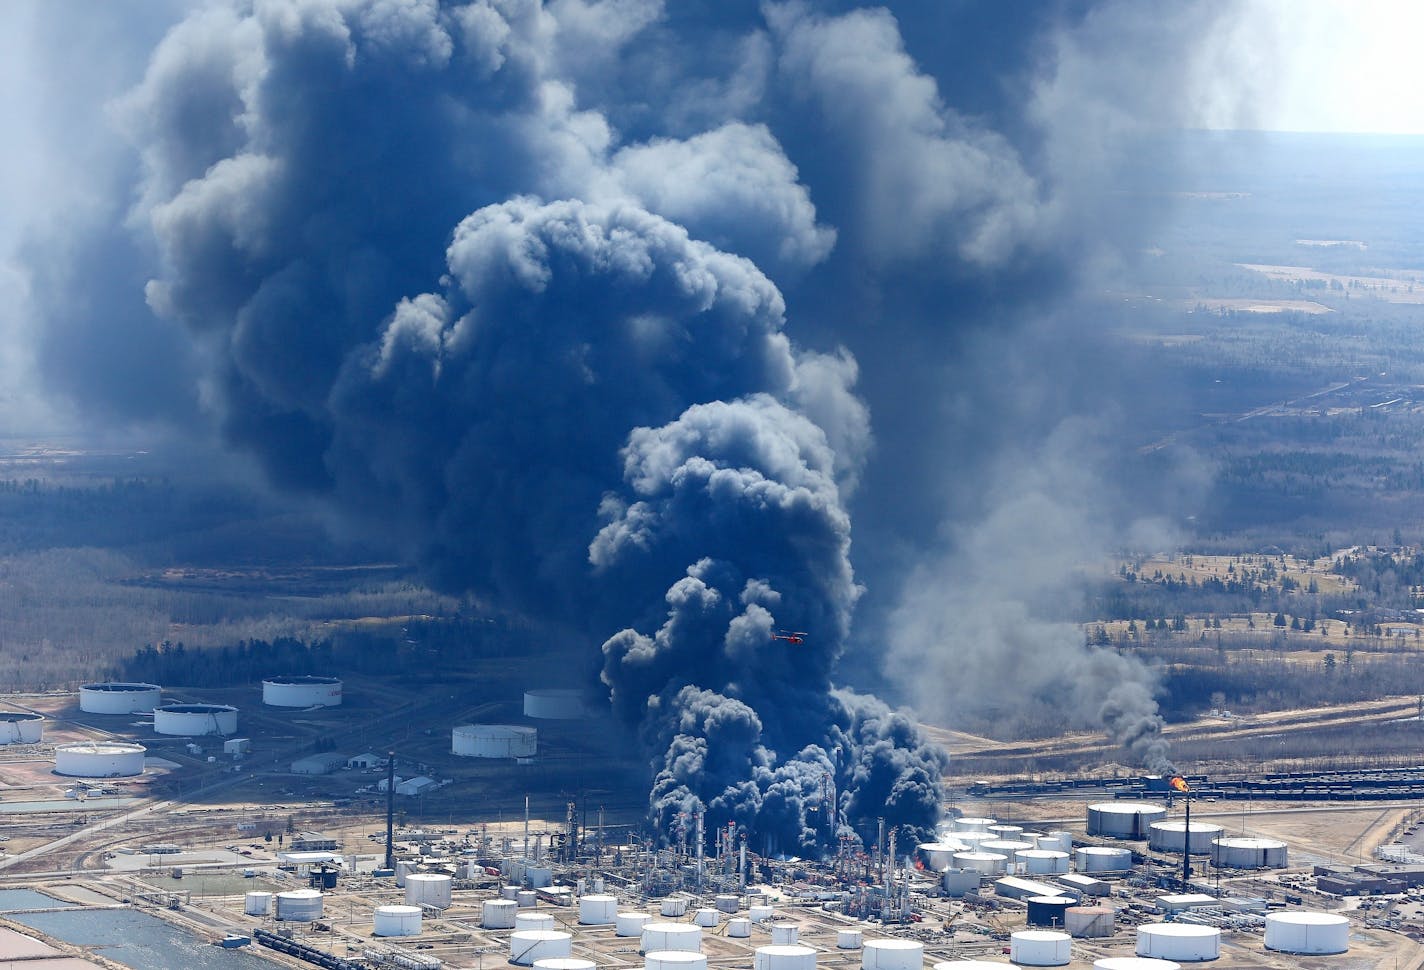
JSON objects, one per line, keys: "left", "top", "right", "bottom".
{"left": 11, "top": 0, "right": 1272, "bottom": 839}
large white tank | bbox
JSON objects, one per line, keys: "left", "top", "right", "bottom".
{"left": 517, "top": 913, "right": 556, "bottom": 931}
{"left": 1010, "top": 931, "right": 1070, "bottom": 967}
{"left": 1210, "top": 836, "right": 1287, "bottom": 869}
{"left": 715, "top": 894, "right": 740, "bottom": 913}
{"left": 275, "top": 889, "right": 324, "bottom": 922}
{"left": 80, "top": 682, "right": 161, "bottom": 714}
{"left": 1264, "top": 912, "right": 1349, "bottom": 954}
{"left": 244, "top": 891, "right": 273, "bottom": 916}
{"left": 728, "top": 919, "right": 752, "bottom": 938}
{"left": 617, "top": 913, "right": 652, "bottom": 937}
{"left": 153, "top": 703, "right": 238, "bottom": 736}
{"left": 580, "top": 894, "right": 617, "bottom": 925}
{"left": 518, "top": 890, "right": 538, "bottom": 908}
{"left": 1037, "top": 831, "right": 1073, "bottom": 853}
{"left": 641, "top": 923, "right": 701, "bottom": 953}
{"left": 262, "top": 675, "right": 342, "bottom": 708}
{"left": 1148, "top": 821, "right": 1223, "bottom": 855}
{"left": 54, "top": 741, "right": 146, "bottom": 777}
{"left": 861, "top": 939, "right": 923, "bottom": 970}
{"left": 374, "top": 905, "right": 423, "bottom": 937}
{"left": 693, "top": 909, "right": 720, "bottom": 927}
{"left": 954, "top": 851, "right": 1008, "bottom": 875}
{"left": 953, "top": 817, "right": 996, "bottom": 833}
{"left": 484, "top": 899, "right": 518, "bottom": 928}
{"left": 919, "top": 842, "right": 968, "bottom": 869}
{"left": 0, "top": 712, "right": 44, "bottom": 744}
{"left": 952, "top": 832, "right": 997, "bottom": 851}
{"left": 837, "top": 930, "right": 862, "bottom": 950}
{"left": 405, "top": 872, "right": 453, "bottom": 909}
{"left": 452, "top": 723, "right": 538, "bottom": 758}
{"left": 523, "top": 689, "right": 591, "bottom": 719}
{"left": 1135, "top": 924, "right": 1220, "bottom": 961}
{"left": 1065, "top": 906, "right": 1115, "bottom": 938}
{"left": 755, "top": 945, "right": 816, "bottom": 970}
{"left": 1018, "top": 850, "right": 1070, "bottom": 875}
{"left": 770, "top": 923, "right": 799, "bottom": 945}
{"left": 980, "top": 840, "right": 1034, "bottom": 862}
{"left": 1087, "top": 803, "right": 1167, "bottom": 839}
{"left": 510, "top": 932, "right": 571, "bottom": 965}
{"left": 1074, "top": 846, "right": 1132, "bottom": 873}
{"left": 645, "top": 953, "right": 707, "bottom": 970}
{"left": 660, "top": 898, "right": 689, "bottom": 918}
{"left": 987, "top": 824, "right": 1024, "bottom": 839}
{"left": 1094, "top": 960, "right": 1180, "bottom": 970}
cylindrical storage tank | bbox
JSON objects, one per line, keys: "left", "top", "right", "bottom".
{"left": 1210, "top": 837, "right": 1287, "bottom": 869}
{"left": 0, "top": 712, "right": 44, "bottom": 744}
{"left": 79, "top": 682, "right": 161, "bottom": 714}
{"left": 1094, "top": 960, "right": 1180, "bottom": 970}
{"left": 502, "top": 885, "right": 521, "bottom": 900}
{"left": 728, "top": 919, "right": 752, "bottom": 939}
{"left": 749, "top": 905, "right": 775, "bottom": 923}
{"left": 952, "top": 832, "right": 997, "bottom": 851}
{"left": 862, "top": 940, "right": 922, "bottom": 970}
{"left": 535, "top": 960, "right": 595, "bottom": 970}
{"left": 1065, "top": 906, "right": 1115, "bottom": 939}
{"left": 693, "top": 909, "right": 719, "bottom": 928}
{"left": 755, "top": 945, "right": 816, "bottom": 970}
{"left": 943, "top": 869, "right": 981, "bottom": 897}
{"left": 920, "top": 842, "right": 968, "bottom": 870}
{"left": 1087, "top": 803, "right": 1167, "bottom": 839}
{"left": 980, "top": 840, "right": 1034, "bottom": 862}
{"left": 452, "top": 723, "right": 538, "bottom": 758}
{"left": 1037, "top": 832, "right": 1073, "bottom": 853}
{"left": 580, "top": 894, "right": 618, "bottom": 925}
{"left": 1135, "top": 924, "right": 1220, "bottom": 961}
{"left": 404, "top": 872, "right": 453, "bottom": 909}
{"left": 275, "top": 889, "right": 324, "bottom": 922}
{"left": 518, "top": 890, "right": 538, "bottom": 908}
{"left": 517, "top": 913, "right": 557, "bottom": 932}
{"left": 262, "top": 675, "right": 342, "bottom": 708}
{"left": 1074, "top": 846, "right": 1132, "bottom": 873}
{"left": 660, "top": 898, "right": 688, "bottom": 917}
{"left": 523, "top": 689, "right": 590, "bottom": 719}
{"left": 1264, "top": 912, "right": 1349, "bottom": 954}
{"left": 645, "top": 953, "right": 707, "bottom": 970}
{"left": 1010, "top": 931, "right": 1071, "bottom": 967}
{"left": 953, "top": 817, "right": 996, "bottom": 833}
{"left": 244, "top": 891, "right": 272, "bottom": 916}
{"left": 1018, "top": 850, "right": 1070, "bottom": 875}
{"left": 617, "top": 913, "right": 652, "bottom": 937}
{"left": 641, "top": 923, "right": 701, "bottom": 953}
{"left": 1026, "top": 897, "right": 1073, "bottom": 929}
{"left": 987, "top": 825, "right": 1024, "bottom": 839}
{"left": 1148, "top": 821, "right": 1224, "bottom": 855}
{"left": 54, "top": 741, "right": 146, "bottom": 778}
{"left": 837, "top": 930, "right": 862, "bottom": 950}
{"left": 374, "top": 905, "right": 423, "bottom": 937}
{"left": 954, "top": 851, "right": 1007, "bottom": 876}
{"left": 770, "top": 923, "right": 799, "bottom": 946}
{"left": 484, "top": 899, "right": 518, "bottom": 929}
{"left": 153, "top": 703, "right": 238, "bottom": 736}
{"left": 715, "top": 894, "right": 740, "bottom": 913}
{"left": 510, "top": 932, "right": 571, "bottom": 966}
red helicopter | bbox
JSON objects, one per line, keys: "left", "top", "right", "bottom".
{"left": 771, "top": 630, "right": 807, "bottom": 645}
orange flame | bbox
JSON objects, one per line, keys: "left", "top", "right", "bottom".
{"left": 1169, "top": 775, "right": 1190, "bottom": 793}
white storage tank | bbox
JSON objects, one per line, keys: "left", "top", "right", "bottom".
{"left": 1264, "top": 911, "right": 1349, "bottom": 954}
{"left": 517, "top": 913, "right": 557, "bottom": 931}
{"left": 1018, "top": 850, "right": 1070, "bottom": 875}
{"left": 510, "top": 931, "right": 571, "bottom": 965}
{"left": 861, "top": 939, "right": 922, "bottom": 970}
{"left": 755, "top": 945, "right": 816, "bottom": 970}
{"left": 954, "top": 851, "right": 1007, "bottom": 875}
{"left": 452, "top": 723, "right": 538, "bottom": 758}
{"left": 79, "top": 682, "right": 161, "bottom": 714}
{"left": 405, "top": 872, "right": 453, "bottom": 909}
{"left": 693, "top": 909, "right": 719, "bottom": 927}
{"left": 952, "top": 832, "right": 996, "bottom": 851}
{"left": 770, "top": 923, "right": 799, "bottom": 945}
{"left": 715, "top": 894, "right": 740, "bottom": 913}
{"left": 244, "top": 891, "right": 273, "bottom": 916}
{"left": 262, "top": 675, "right": 342, "bottom": 708}
{"left": 1087, "top": 803, "right": 1166, "bottom": 839}
{"left": 980, "top": 840, "right": 1034, "bottom": 862}
{"left": 617, "top": 912, "right": 652, "bottom": 937}
{"left": 1009, "top": 931, "right": 1071, "bottom": 967}
{"left": 374, "top": 905, "right": 423, "bottom": 937}
{"left": 503, "top": 885, "right": 522, "bottom": 900}
{"left": 275, "top": 889, "right": 324, "bottom": 922}
{"left": 728, "top": 919, "right": 751, "bottom": 938}
{"left": 1074, "top": 846, "right": 1132, "bottom": 873}
{"left": 1064, "top": 906, "right": 1115, "bottom": 938}
{"left": 838, "top": 930, "right": 862, "bottom": 950}
{"left": 153, "top": 703, "right": 238, "bottom": 736}
{"left": 0, "top": 712, "right": 44, "bottom": 744}
{"left": 987, "top": 825, "right": 1024, "bottom": 839}
{"left": 953, "top": 817, "right": 996, "bottom": 833}
{"left": 1037, "top": 831, "right": 1073, "bottom": 853}
{"left": 518, "top": 890, "right": 539, "bottom": 908}
{"left": 919, "top": 842, "right": 968, "bottom": 869}
{"left": 1095, "top": 960, "right": 1180, "bottom": 970}
{"left": 660, "top": 898, "right": 689, "bottom": 918}
{"left": 1148, "top": 821, "right": 1223, "bottom": 855}
{"left": 645, "top": 953, "right": 707, "bottom": 970}
{"left": 1135, "top": 924, "right": 1220, "bottom": 961}
{"left": 523, "top": 689, "right": 591, "bottom": 719}
{"left": 1210, "top": 836, "right": 1287, "bottom": 869}
{"left": 749, "top": 904, "right": 775, "bottom": 923}
{"left": 54, "top": 741, "right": 146, "bottom": 777}
{"left": 580, "top": 894, "right": 618, "bottom": 925}
{"left": 484, "top": 899, "right": 518, "bottom": 928}
{"left": 641, "top": 923, "right": 701, "bottom": 953}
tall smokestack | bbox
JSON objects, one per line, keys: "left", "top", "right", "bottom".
{"left": 384, "top": 751, "right": 395, "bottom": 871}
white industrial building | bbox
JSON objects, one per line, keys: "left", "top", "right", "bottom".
{"left": 262, "top": 675, "right": 343, "bottom": 708}
{"left": 153, "top": 703, "right": 238, "bottom": 736}
{"left": 80, "top": 682, "right": 162, "bottom": 714}
{"left": 396, "top": 776, "right": 438, "bottom": 796}
{"left": 0, "top": 712, "right": 44, "bottom": 744}
{"left": 54, "top": 741, "right": 147, "bottom": 777}
{"left": 291, "top": 753, "right": 346, "bottom": 775}
{"left": 349, "top": 752, "right": 384, "bottom": 769}
{"left": 452, "top": 723, "right": 537, "bottom": 759}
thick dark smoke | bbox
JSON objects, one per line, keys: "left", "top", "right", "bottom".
{"left": 16, "top": 0, "right": 1267, "bottom": 841}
